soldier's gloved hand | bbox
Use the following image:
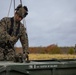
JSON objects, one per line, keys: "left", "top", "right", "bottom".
{"left": 23, "top": 52, "right": 29, "bottom": 61}
{"left": 9, "top": 36, "right": 16, "bottom": 42}
{"left": 23, "top": 53, "right": 26, "bottom": 60}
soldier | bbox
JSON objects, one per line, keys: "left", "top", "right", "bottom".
{"left": 0, "top": 4, "right": 29, "bottom": 61}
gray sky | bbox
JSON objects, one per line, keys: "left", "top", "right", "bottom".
{"left": 0, "top": 0, "right": 76, "bottom": 47}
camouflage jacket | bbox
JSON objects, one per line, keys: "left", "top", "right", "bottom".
{"left": 0, "top": 17, "right": 28, "bottom": 53}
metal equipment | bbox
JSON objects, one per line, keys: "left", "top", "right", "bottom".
{"left": 0, "top": 59, "right": 76, "bottom": 75}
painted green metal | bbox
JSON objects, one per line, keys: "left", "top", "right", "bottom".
{"left": 0, "top": 59, "right": 76, "bottom": 75}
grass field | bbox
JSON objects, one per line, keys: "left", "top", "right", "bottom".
{"left": 29, "top": 54, "right": 76, "bottom": 60}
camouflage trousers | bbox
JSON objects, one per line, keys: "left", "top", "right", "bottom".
{"left": 0, "top": 47, "right": 15, "bottom": 61}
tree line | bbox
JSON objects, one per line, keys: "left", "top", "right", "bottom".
{"left": 29, "top": 44, "right": 75, "bottom": 54}
{"left": 16, "top": 44, "right": 75, "bottom": 54}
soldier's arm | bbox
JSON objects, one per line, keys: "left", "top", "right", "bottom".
{"left": 0, "top": 17, "right": 13, "bottom": 43}
{"left": 20, "top": 26, "right": 29, "bottom": 54}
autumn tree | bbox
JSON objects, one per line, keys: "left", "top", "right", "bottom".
{"left": 68, "top": 47, "right": 75, "bottom": 54}
{"left": 46, "top": 44, "right": 61, "bottom": 54}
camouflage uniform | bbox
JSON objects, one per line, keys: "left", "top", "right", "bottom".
{"left": 0, "top": 17, "right": 28, "bottom": 61}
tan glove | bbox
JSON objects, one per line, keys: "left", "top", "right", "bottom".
{"left": 9, "top": 36, "right": 16, "bottom": 42}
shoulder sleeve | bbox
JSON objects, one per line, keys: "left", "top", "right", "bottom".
{"left": 0, "top": 17, "right": 11, "bottom": 43}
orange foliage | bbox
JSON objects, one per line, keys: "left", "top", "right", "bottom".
{"left": 15, "top": 44, "right": 74, "bottom": 54}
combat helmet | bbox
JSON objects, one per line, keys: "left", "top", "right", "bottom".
{"left": 15, "top": 4, "right": 28, "bottom": 18}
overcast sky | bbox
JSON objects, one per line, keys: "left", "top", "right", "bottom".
{"left": 0, "top": 0, "right": 76, "bottom": 47}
